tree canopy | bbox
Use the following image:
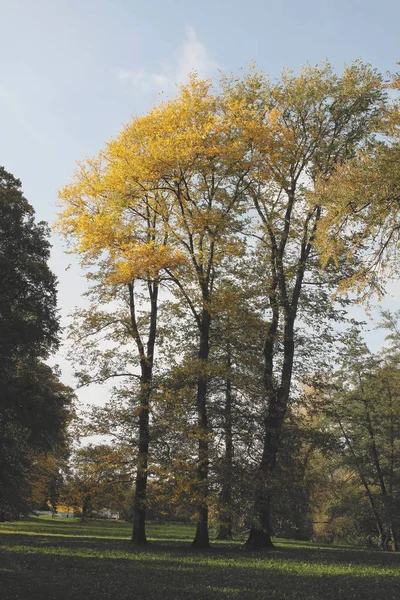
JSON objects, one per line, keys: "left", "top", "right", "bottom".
{"left": 56, "top": 61, "right": 399, "bottom": 549}
{"left": 0, "top": 166, "right": 73, "bottom": 520}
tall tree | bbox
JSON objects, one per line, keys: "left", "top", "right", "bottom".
{"left": 57, "top": 65, "right": 390, "bottom": 550}
{"left": 208, "top": 273, "right": 266, "bottom": 540}
{"left": 221, "top": 63, "right": 387, "bottom": 548}
{"left": 58, "top": 159, "right": 183, "bottom": 543}
{"left": 110, "top": 79, "right": 250, "bottom": 548}
{"left": 0, "top": 166, "right": 72, "bottom": 519}
{"left": 59, "top": 78, "right": 251, "bottom": 547}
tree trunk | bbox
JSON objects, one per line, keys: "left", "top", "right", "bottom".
{"left": 217, "top": 517, "right": 233, "bottom": 541}
{"left": 131, "top": 373, "right": 151, "bottom": 545}
{"left": 338, "top": 419, "right": 387, "bottom": 546}
{"left": 248, "top": 180, "right": 321, "bottom": 549}
{"left": 216, "top": 486, "right": 233, "bottom": 541}
{"left": 245, "top": 522, "right": 274, "bottom": 549}
{"left": 217, "top": 362, "right": 233, "bottom": 541}
{"left": 245, "top": 394, "right": 287, "bottom": 549}
{"left": 245, "top": 313, "right": 295, "bottom": 549}
{"left": 244, "top": 424, "right": 276, "bottom": 550}
{"left": 132, "top": 493, "right": 147, "bottom": 544}
{"left": 129, "top": 280, "right": 158, "bottom": 546}
{"left": 192, "top": 309, "right": 211, "bottom": 548}
{"left": 389, "top": 526, "right": 398, "bottom": 552}
{"left": 81, "top": 494, "right": 91, "bottom": 522}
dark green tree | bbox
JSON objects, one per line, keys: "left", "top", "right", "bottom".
{"left": 0, "top": 166, "right": 72, "bottom": 519}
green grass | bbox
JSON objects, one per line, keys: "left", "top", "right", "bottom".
{"left": 1, "top": 517, "right": 399, "bottom": 599}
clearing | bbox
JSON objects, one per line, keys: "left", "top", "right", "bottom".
{"left": 0, "top": 517, "right": 399, "bottom": 599}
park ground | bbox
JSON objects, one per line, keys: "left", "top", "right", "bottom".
{"left": 0, "top": 517, "right": 399, "bottom": 599}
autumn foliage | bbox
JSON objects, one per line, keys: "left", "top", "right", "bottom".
{"left": 57, "top": 62, "right": 399, "bottom": 549}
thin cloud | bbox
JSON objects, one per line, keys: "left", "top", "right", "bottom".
{"left": 116, "top": 25, "right": 217, "bottom": 94}
{"left": 0, "top": 84, "right": 44, "bottom": 143}
{"left": 175, "top": 25, "right": 217, "bottom": 83}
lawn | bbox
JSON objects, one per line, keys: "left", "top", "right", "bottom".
{"left": 0, "top": 517, "right": 399, "bottom": 599}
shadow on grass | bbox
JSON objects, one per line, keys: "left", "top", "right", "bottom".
{"left": 1, "top": 524, "right": 399, "bottom": 600}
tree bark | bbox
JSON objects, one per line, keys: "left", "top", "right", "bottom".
{"left": 217, "top": 362, "right": 233, "bottom": 541}
{"left": 389, "top": 526, "right": 398, "bottom": 552}
{"left": 245, "top": 313, "right": 295, "bottom": 549}
{"left": 81, "top": 494, "right": 91, "bottom": 522}
{"left": 244, "top": 419, "right": 276, "bottom": 549}
{"left": 129, "top": 280, "right": 158, "bottom": 545}
{"left": 245, "top": 195, "right": 319, "bottom": 550}
{"left": 132, "top": 368, "right": 151, "bottom": 545}
{"left": 192, "top": 308, "right": 211, "bottom": 548}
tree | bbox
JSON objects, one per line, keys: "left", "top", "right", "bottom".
{"left": 318, "top": 326, "right": 400, "bottom": 550}
{"left": 0, "top": 166, "right": 73, "bottom": 520}
{"left": 58, "top": 78, "right": 250, "bottom": 547}
{"left": 29, "top": 452, "right": 65, "bottom": 514}
{"left": 65, "top": 444, "right": 134, "bottom": 520}
{"left": 0, "top": 167, "right": 59, "bottom": 361}
{"left": 0, "top": 361, "right": 74, "bottom": 519}
{"left": 221, "top": 62, "right": 387, "bottom": 548}
{"left": 58, "top": 152, "right": 184, "bottom": 542}
{"left": 206, "top": 273, "right": 267, "bottom": 540}
{"left": 63, "top": 282, "right": 161, "bottom": 543}
{"left": 57, "top": 64, "right": 390, "bottom": 550}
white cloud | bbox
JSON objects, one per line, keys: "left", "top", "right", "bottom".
{"left": 116, "top": 25, "right": 217, "bottom": 94}
{"left": 175, "top": 25, "right": 217, "bottom": 83}
{"left": 117, "top": 68, "right": 169, "bottom": 91}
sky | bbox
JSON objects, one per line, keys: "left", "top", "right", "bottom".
{"left": 1, "top": 0, "right": 399, "bottom": 400}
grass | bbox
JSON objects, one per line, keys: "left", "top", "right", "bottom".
{"left": 1, "top": 517, "right": 399, "bottom": 599}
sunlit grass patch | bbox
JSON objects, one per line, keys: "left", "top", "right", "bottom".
{"left": 1, "top": 517, "right": 399, "bottom": 600}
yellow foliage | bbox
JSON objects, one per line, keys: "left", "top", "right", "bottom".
{"left": 56, "top": 75, "right": 261, "bottom": 289}
{"left": 57, "top": 63, "right": 389, "bottom": 300}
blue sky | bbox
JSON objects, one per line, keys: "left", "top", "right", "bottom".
{"left": 1, "top": 0, "right": 399, "bottom": 396}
